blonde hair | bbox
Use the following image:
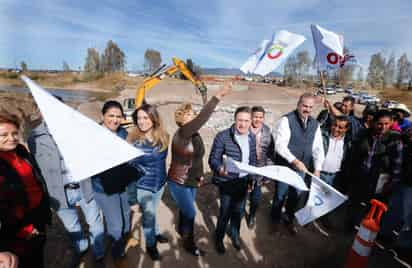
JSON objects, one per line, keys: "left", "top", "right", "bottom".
{"left": 128, "top": 104, "right": 169, "bottom": 152}
{"left": 175, "top": 103, "right": 194, "bottom": 127}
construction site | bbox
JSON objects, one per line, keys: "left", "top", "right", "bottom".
{"left": 1, "top": 69, "right": 411, "bottom": 268}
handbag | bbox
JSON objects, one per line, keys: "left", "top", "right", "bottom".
{"left": 98, "top": 163, "right": 143, "bottom": 195}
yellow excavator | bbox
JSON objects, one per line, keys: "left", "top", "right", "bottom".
{"left": 122, "top": 57, "right": 208, "bottom": 125}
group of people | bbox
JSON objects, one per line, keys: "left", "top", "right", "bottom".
{"left": 1, "top": 82, "right": 411, "bottom": 267}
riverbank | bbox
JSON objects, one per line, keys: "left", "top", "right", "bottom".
{"left": 0, "top": 71, "right": 144, "bottom": 93}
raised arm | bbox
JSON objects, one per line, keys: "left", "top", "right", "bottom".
{"left": 179, "top": 81, "right": 233, "bottom": 138}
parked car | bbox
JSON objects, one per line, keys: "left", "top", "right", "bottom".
{"left": 359, "top": 95, "right": 380, "bottom": 105}
{"left": 345, "top": 87, "right": 353, "bottom": 94}
{"left": 351, "top": 92, "right": 361, "bottom": 101}
{"left": 325, "top": 87, "right": 336, "bottom": 95}
{"left": 382, "top": 100, "right": 398, "bottom": 109}
{"left": 335, "top": 86, "right": 344, "bottom": 93}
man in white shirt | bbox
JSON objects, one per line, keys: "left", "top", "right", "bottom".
{"left": 271, "top": 93, "right": 324, "bottom": 234}
{"left": 320, "top": 116, "right": 350, "bottom": 186}
{"left": 316, "top": 116, "right": 351, "bottom": 231}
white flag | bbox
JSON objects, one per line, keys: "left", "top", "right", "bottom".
{"left": 295, "top": 175, "right": 347, "bottom": 226}
{"left": 311, "top": 24, "right": 344, "bottom": 71}
{"left": 21, "top": 76, "right": 144, "bottom": 182}
{"left": 224, "top": 157, "right": 308, "bottom": 191}
{"left": 240, "top": 39, "right": 270, "bottom": 74}
{"left": 241, "top": 30, "right": 305, "bottom": 76}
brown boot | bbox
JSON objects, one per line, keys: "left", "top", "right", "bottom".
{"left": 113, "top": 256, "right": 128, "bottom": 268}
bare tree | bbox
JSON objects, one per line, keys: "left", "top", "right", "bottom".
{"left": 143, "top": 49, "right": 162, "bottom": 73}
{"left": 396, "top": 53, "right": 412, "bottom": 89}
{"left": 367, "top": 52, "right": 386, "bottom": 89}
{"left": 20, "top": 61, "right": 28, "bottom": 72}
{"left": 62, "top": 61, "right": 70, "bottom": 72}
{"left": 357, "top": 66, "right": 364, "bottom": 83}
{"left": 84, "top": 48, "right": 100, "bottom": 73}
{"left": 296, "top": 50, "right": 311, "bottom": 82}
{"left": 338, "top": 48, "right": 356, "bottom": 86}
{"left": 284, "top": 55, "right": 298, "bottom": 85}
{"left": 383, "top": 52, "right": 396, "bottom": 88}
{"left": 101, "top": 40, "right": 126, "bottom": 72}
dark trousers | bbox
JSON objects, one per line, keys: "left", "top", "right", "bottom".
{"left": 215, "top": 180, "right": 248, "bottom": 241}
{"left": 14, "top": 225, "right": 46, "bottom": 268}
{"left": 271, "top": 171, "right": 307, "bottom": 224}
{"left": 249, "top": 182, "right": 262, "bottom": 218}
{"left": 271, "top": 182, "right": 300, "bottom": 224}
{"left": 19, "top": 239, "right": 45, "bottom": 268}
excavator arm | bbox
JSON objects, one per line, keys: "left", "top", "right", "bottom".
{"left": 134, "top": 57, "right": 207, "bottom": 108}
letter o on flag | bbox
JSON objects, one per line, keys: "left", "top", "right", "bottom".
{"left": 327, "top": 52, "right": 339, "bottom": 64}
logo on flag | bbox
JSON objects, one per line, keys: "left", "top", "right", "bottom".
{"left": 240, "top": 30, "right": 305, "bottom": 76}
{"left": 295, "top": 175, "right": 347, "bottom": 226}
{"left": 267, "top": 42, "right": 286, "bottom": 59}
{"left": 311, "top": 24, "right": 345, "bottom": 71}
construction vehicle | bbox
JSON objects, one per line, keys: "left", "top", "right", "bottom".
{"left": 122, "top": 57, "right": 208, "bottom": 125}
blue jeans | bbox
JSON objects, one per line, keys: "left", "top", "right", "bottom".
{"left": 168, "top": 181, "right": 197, "bottom": 219}
{"left": 320, "top": 171, "right": 337, "bottom": 186}
{"left": 216, "top": 187, "right": 247, "bottom": 241}
{"left": 92, "top": 179, "right": 131, "bottom": 259}
{"left": 381, "top": 185, "right": 412, "bottom": 249}
{"left": 168, "top": 181, "right": 197, "bottom": 234}
{"left": 56, "top": 188, "right": 105, "bottom": 259}
{"left": 271, "top": 171, "right": 305, "bottom": 223}
{"left": 136, "top": 186, "right": 165, "bottom": 247}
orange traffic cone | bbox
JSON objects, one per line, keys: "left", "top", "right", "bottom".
{"left": 345, "top": 199, "right": 388, "bottom": 268}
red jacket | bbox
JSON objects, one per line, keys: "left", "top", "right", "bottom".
{"left": 0, "top": 145, "right": 50, "bottom": 255}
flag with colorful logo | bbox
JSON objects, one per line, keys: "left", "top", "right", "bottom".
{"left": 240, "top": 39, "right": 270, "bottom": 74}
{"left": 241, "top": 30, "right": 306, "bottom": 76}
{"left": 295, "top": 174, "right": 347, "bottom": 226}
{"left": 311, "top": 24, "right": 345, "bottom": 71}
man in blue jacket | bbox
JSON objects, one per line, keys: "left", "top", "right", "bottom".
{"left": 209, "top": 106, "right": 256, "bottom": 254}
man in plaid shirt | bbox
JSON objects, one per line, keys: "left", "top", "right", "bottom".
{"left": 344, "top": 109, "right": 403, "bottom": 232}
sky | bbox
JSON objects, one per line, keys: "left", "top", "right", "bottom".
{"left": 1, "top": 0, "right": 411, "bottom": 71}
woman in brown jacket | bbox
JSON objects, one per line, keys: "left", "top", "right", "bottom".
{"left": 167, "top": 81, "right": 232, "bottom": 256}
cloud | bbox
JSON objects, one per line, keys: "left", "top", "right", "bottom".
{"left": 0, "top": 0, "right": 411, "bottom": 70}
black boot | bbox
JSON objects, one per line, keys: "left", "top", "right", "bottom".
{"left": 182, "top": 232, "right": 205, "bottom": 256}
{"left": 177, "top": 211, "right": 184, "bottom": 236}
{"left": 247, "top": 204, "right": 258, "bottom": 229}
{"left": 146, "top": 245, "right": 161, "bottom": 261}
{"left": 215, "top": 239, "right": 226, "bottom": 255}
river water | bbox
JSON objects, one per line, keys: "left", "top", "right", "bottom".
{"left": 0, "top": 85, "right": 115, "bottom": 103}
